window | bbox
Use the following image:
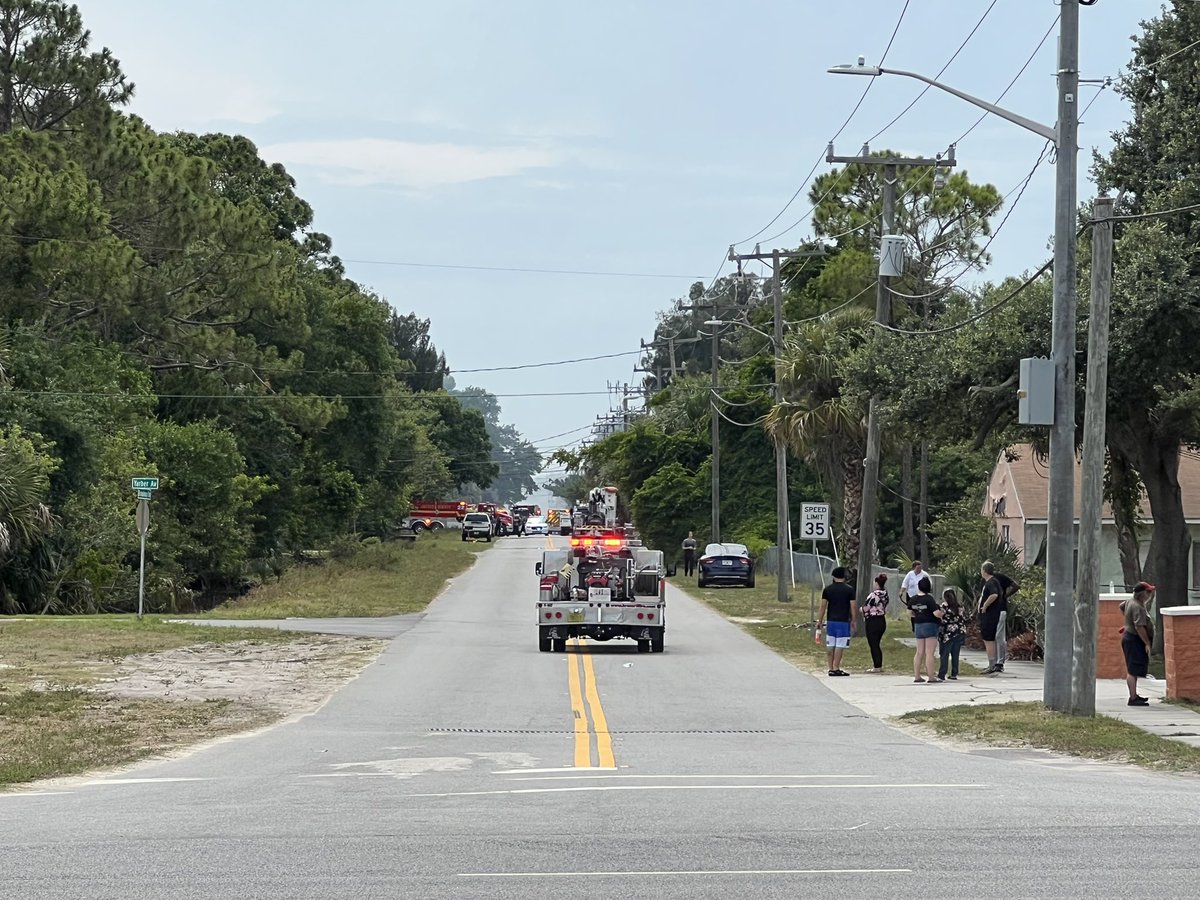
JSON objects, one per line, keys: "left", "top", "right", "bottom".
{"left": 1001, "top": 525, "right": 1011, "bottom": 545}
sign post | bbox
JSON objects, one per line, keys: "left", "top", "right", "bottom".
{"left": 800, "top": 503, "right": 831, "bottom": 633}
{"left": 131, "top": 478, "right": 159, "bottom": 620}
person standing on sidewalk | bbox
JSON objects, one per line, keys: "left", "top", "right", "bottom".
{"left": 991, "top": 565, "right": 1019, "bottom": 672}
{"left": 908, "top": 576, "right": 942, "bottom": 683}
{"left": 978, "top": 562, "right": 1006, "bottom": 674}
{"left": 681, "top": 531, "right": 697, "bottom": 577}
{"left": 936, "top": 588, "right": 967, "bottom": 681}
{"left": 817, "top": 566, "right": 857, "bottom": 677}
{"left": 1122, "top": 582, "right": 1156, "bottom": 706}
{"left": 900, "top": 560, "right": 924, "bottom": 608}
{"left": 860, "top": 572, "right": 890, "bottom": 673}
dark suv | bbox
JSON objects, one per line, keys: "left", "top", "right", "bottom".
{"left": 461, "top": 512, "right": 493, "bottom": 542}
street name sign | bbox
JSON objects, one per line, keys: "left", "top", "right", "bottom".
{"left": 131, "top": 477, "right": 159, "bottom": 491}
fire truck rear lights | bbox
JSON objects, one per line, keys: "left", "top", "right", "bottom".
{"left": 602, "top": 538, "right": 622, "bottom": 547}
{"left": 544, "top": 612, "right": 552, "bottom": 619}
{"left": 554, "top": 612, "right": 563, "bottom": 619}
{"left": 637, "top": 612, "right": 644, "bottom": 620}
{"left": 648, "top": 613, "right": 655, "bottom": 620}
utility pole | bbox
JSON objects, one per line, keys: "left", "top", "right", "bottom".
{"left": 727, "top": 245, "right": 823, "bottom": 603}
{"left": 1070, "top": 196, "right": 1112, "bottom": 717}
{"left": 678, "top": 297, "right": 723, "bottom": 541}
{"left": 827, "top": 143, "right": 955, "bottom": 606}
{"left": 1045, "top": 2, "right": 1081, "bottom": 712}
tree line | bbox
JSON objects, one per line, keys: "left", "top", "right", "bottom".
{"left": 555, "top": 2, "right": 1200, "bottom": 643}
{"left": 0, "top": 1, "right": 540, "bottom": 613}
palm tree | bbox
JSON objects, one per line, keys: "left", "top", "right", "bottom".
{"left": 763, "top": 308, "right": 872, "bottom": 563}
{"left": 0, "top": 438, "right": 57, "bottom": 613}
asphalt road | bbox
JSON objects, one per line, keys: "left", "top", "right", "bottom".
{"left": 5, "top": 537, "right": 1199, "bottom": 899}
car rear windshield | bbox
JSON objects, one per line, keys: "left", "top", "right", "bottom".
{"left": 465, "top": 514, "right": 489, "bottom": 523}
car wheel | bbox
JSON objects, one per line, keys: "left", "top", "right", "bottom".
{"left": 461, "top": 535, "right": 467, "bottom": 542}
{"left": 651, "top": 631, "right": 665, "bottom": 653}
{"left": 485, "top": 534, "right": 492, "bottom": 543}
{"left": 747, "top": 575, "right": 755, "bottom": 588}
{"left": 697, "top": 576, "right": 706, "bottom": 588}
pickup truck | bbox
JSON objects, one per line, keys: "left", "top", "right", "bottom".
{"left": 535, "top": 529, "right": 666, "bottom": 653}
{"left": 461, "top": 511, "right": 493, "bottom": 542}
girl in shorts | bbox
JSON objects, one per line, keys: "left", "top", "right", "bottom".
{"left": 908, "top": 576, "right": 943, "bottom": 683}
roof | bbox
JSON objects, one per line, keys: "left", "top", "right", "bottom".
{"left": 986, "top": 444, "right": 1200, "bottom": 523}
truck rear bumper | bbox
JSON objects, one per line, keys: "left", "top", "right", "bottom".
{"left": 542, "top": 623, "right": 662, "bottom": 642}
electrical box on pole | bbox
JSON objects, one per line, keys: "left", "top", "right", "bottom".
{"left": 1018, "top": 357, "right": 1055, "bottom": 426}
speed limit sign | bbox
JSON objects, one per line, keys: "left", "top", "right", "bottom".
{"left": 800, "top": 503, "right": 830, "bottom": 541}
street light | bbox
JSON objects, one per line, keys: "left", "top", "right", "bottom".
{"left": 829, "top": 2, "right": 1080, "bottom": 713}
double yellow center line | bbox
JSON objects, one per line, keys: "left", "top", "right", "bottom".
{"left": 566, "top": 639, "right": 615, "bottom": 768}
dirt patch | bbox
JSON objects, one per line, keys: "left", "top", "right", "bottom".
{"left": 90, "top": 636, "right": 385, "bottom": 718}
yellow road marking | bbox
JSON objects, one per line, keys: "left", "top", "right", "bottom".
{"left": 579, "top": 648, "right": 615, "bottom": 768}
{"left": 566, "top": 641, "right": 591, "bottom": 768}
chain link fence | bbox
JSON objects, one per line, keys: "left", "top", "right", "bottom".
{"left": 758, "top": 547, "right": 946, "bottom": 620}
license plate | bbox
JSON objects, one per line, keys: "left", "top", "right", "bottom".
{"left": 722, "top": 560, "right": 733, "bottom": 566}
{"left": 568, "top": 610, "right": 585, "bottom": 623}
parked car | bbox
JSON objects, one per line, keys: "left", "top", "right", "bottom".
{"left": 524, "top": 516, "right": 550, "bottom": 536}
{"left": 461, "top": 512, "right": 493, "bottom": 542}
{"left": 697, "top": 542, "right": 755, "bottom": 588}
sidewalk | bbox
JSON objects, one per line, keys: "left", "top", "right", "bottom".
{"left": 819, "top": 643, "right": 1200, "bottom": 750}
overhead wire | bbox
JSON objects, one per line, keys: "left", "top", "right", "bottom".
{"left": 863, "top": 0, "right": 1001, "bottom": 144}
{"left": 731, "top": 0, "right": 912, "bottom": 247}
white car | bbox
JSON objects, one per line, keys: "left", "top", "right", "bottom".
{"left": 524, "top": 516, "right": 550, "bottom": 535}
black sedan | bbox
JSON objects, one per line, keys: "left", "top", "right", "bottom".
{"left": 697, "top": 542, "right": 755, "bottom": 588}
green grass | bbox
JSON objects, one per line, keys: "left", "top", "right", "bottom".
{"left": 0, "top": 617, "right": 309, "bottom": 790}
{"left": 207, "top": 533, "right": 490, "bottom": 619}
{"left": 0, "top": 690, "right": 265, "bottom": 787}
{"left": 0, "top": 537, "right": 468, "bottom": 789}
{"left": 674, "top": 573, "right": 973, "bottom": 676}
{"left": 901, "top": 701, "right": 1200, "bottom": 774}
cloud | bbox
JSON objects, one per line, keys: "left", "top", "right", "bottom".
{"left": 260, "top": 138, "right": 561, "bottom": 189}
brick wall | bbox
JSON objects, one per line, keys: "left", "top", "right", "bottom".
{"left": 1163, "top": 607, "right": 1200, "bottom": 702}
{"left": 1097, "top": 596, "right": 1128, "bottom": 679}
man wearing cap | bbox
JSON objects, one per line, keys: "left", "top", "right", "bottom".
{"left": 817, "top": 566, "right": 857, "bottom": 677}
{"left": 1121, "top": 582, "right": 1156, "bottom": 706}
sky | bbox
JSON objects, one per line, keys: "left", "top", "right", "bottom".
{"left": 78, "top": 0, "right": 1168, "bottom": 483}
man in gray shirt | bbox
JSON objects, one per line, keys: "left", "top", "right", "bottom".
{"left": 682, "top": 531, "right": 698, "bottom": 577}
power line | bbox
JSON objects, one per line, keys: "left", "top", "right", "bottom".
{"left": 0, "top": 232, "right": 705, "bottom": 281}
{"left": 952, "top": 14, "right": 1059, "bottom": 145}
{"left": 731, "top": 0, "right": 912, "bottom": 247}
{"left": 864, "top": 0, "right": 1000, "bottom": 144}
{"left": 4, "top": 388, "right": 616, "bottom": 401}
{"left": 877, "top": 256, "right": 1054, "bottom": 336}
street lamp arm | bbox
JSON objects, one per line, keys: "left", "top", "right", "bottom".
{"left": 826, "top": 64, "right": 1058, "bottom": 144}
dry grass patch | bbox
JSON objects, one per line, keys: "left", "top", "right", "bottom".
{"left": 209, "top": 534, "right": 489, "bottom": 619}
{"left": 0, "top": 617, "right": 381, "bottom": 790}
{"left": 902, "top": 701, "right": 1200, "bottom": 774}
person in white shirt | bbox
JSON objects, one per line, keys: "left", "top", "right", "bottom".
{"left": 900, "top": 560, "right": 924, "bottom": 608}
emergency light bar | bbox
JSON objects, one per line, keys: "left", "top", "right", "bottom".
{"left": 569, "top": 533, "right": 626, "bottom": 548}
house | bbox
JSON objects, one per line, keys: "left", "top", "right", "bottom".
{"left": 983, "top": 444, "right": 1200, "bottom": 594}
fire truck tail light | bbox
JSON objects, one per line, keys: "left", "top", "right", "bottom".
{"left": 637, "top": 612, "right": 644, "bottom": 620}
{"left": 648, "top": 613, "right": 655, "bottom": 620}
{"left": 602, "top": 538, "right": 622, "bottom": 547}
{"left": 544, "top": 612, "right": 552, "bottom": 619}
{"left": 555, "top": 612, "right": 563, "bottom": 619}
